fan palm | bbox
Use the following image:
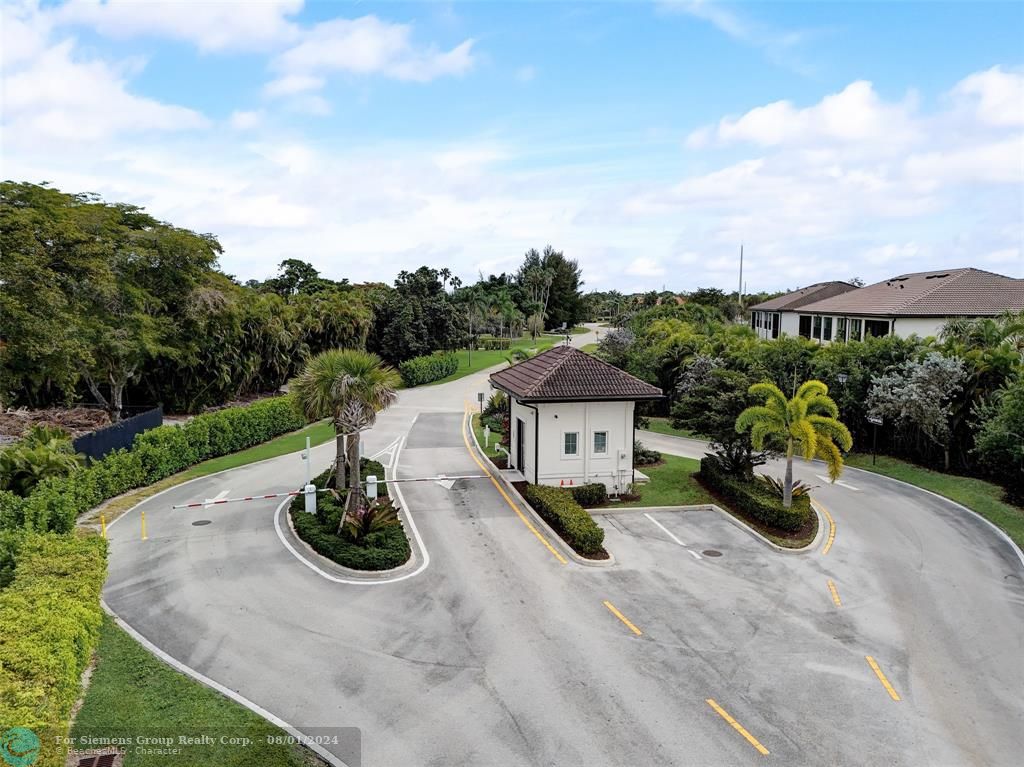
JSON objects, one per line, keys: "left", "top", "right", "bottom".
{"left": 291, "top": 350, "right": 400, "bottom": 528}
{"left": 736, "top": 380, "right": 853, "bottom": 508}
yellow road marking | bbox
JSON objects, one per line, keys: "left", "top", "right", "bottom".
{"left": 820, "top": 503, "right": 836, "bottom": 555}
{"left": 866, "top": 656, "right": 901, "bottom": 701}
{"left": 603, "top": 600, "right": 643, "bottom": 636}
{"left": 705, "top": 699, "right": 770, "bottom": 755}
{"left": 461, "top": 407, "right": 567, "bottom": 565}
{"left": 827, "top": 579, "right": 842, "bottom": 607}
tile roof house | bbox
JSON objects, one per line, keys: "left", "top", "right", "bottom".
{"left": 748, "top": 281, "right": 859, "bottom": 339}
{"left": 489, "top": 345, "right": 662, "bottom": 492}
{"left": 766, "top": 268, "right": 1024, "bottom": 344}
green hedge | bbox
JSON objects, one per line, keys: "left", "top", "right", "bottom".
{"left": 523, "top": 484, "right": 605, "bottom": 556}
{"left": 2, "top": 396, "right": 306, "bottom": 535}
{"left": 571, "top": 483, "right": 608, "bottom": 508}
{"left": 0, "top": 533, "right": 107, "bottom": 767}
{"left": 699, "top": 456, "right": 809, "bottom": 532}
{"left": 399, "top": 352, "right": 459, "bottom": 387}
{"left": 289, "top": 464, "right": 410, "bottom": 571}
{"left": 478, "top": 337, "right": 511, "bottom": 351}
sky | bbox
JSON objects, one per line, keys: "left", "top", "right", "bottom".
{"left": 1, "top": 0, "right": 1022, "bottom": 294}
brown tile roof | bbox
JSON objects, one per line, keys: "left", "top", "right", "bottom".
{"left": 490, "top": 345, "right": 663, "bottom": 402}
{"left": 749, "top": 281, "right": 858, "bottom": 311}
{"left": 796, "top": 268, "right": 1024, "bottom": 317}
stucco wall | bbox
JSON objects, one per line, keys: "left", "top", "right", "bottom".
{"left": 509, "top": 397, "right": 635, "bottom": 492}
{"left": 780, "top": 312, "right": 801, "bottom": 338}
{"left": 892, "top": 317, "right": 947, "bottom": 339}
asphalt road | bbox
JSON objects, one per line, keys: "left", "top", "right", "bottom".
{"left": 103, "top": 326, "right": 1024, "bottom": 766}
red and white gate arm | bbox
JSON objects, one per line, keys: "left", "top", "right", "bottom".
{"left": 170, "top": 491, "right": 305, "bottom": 509}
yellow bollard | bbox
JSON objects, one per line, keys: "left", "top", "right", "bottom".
{"left": 141, "top": 511, "right": 148, "bottom": 541}
{"left": 100, "top": 514, "right": 107, "bottom": 540}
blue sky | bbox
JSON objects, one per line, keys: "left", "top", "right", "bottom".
{"left": 3, "top": 1, "right": 1022, "bottom": 292}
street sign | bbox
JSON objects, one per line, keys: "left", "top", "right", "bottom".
{"left": 867, "top": 415, "right": 883, "bottom": 426}
{"left": 478, "top": 391, "right": 485, "bottom": 413}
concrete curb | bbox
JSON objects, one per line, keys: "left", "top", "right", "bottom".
{"left": 466, "top": 413, "right": 615, "bottom": 568}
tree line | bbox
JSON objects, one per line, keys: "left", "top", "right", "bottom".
{"left": 0, "top": 182, "right": 587, "bottom": 417}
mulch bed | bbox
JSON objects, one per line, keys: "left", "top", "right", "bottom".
{"left": 0, "top": 406, "right": 111, "bottom": 439}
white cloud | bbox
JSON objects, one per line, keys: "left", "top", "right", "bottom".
{"left": 263, "top": 74, "right": 325, "bottom": 97}
{"left": 625, "top": 257, "right": 666, "bottom": 277}
{"left": 688, "top": 80, "right": 919, "bottom": 148}
{"left": 52, "top": 0, "right": 303, "bottom": 52}
{"left": 270, "top": 15, "right": 475, "bottom": 89}
{"left": 229, "top": 110, "right": 263, "bottom": 130}
{"left": 950, "top": 66, "right": 1024, "bottom": 127}
{"left": 515, "top": 65, "right": 537, "bottom": 83}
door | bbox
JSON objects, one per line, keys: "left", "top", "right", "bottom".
{"left": 515, "top": 418, "right": 526, "bottom": 472}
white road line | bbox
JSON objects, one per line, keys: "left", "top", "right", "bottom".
{"left": 644, "top": 513, "right": 703, "bottom": 560}
{"left": 203, "top": 489, "right": 229, "bottom": 508}
{"left": 816, "top": 475, "right": 859, "bottom": 491}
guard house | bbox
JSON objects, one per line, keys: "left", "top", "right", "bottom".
{"left": 489, "top": 345, "right": 663, "bottom": 493}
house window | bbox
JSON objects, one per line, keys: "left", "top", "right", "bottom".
{"left": 823, "top": 317, "right": 833, "bottom": 341}
{"left": 798, "top": 315, "right": 812, "bottom": 338}
{"left": 850, "top": 318, "right": 862, "bottom": 341}
{"left": 864, "top": 319, "right": 890, "bottom": 338}
{"left": 593, "top": 431, "right": 608, "bottom": 455}
{"left": 563, "top": 432, "right": 579, "bottom": 457}
{"left": 750, "top": 312, "right": 757, "bottom": 330}
{"left": 771, "top": 313, "right": 780, "bottom": 339}
{"left": 813, "top": 315, "right": 822, "bottom": 339}
{"left": 836, "top": 317, "right": 847, "bottom": 342}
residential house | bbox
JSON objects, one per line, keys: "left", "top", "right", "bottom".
{"left": 747, "top": 281, "right": 859, "bottom": 340}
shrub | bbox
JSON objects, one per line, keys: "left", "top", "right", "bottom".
{"left": 700, "top": 456, "right": 809, "bottom": 532}
{"left": 523, "top": 484, "right": 605, "bottom": 556}
{"left": 0, "top": 533, "right": 107, "bottom": 767}
{"left": 288, "top": 463, "right": 409, "bottom": 570}
{"left": 483, "top": 391, "right": 507, "bottom": 419}
{"left": 2, "top": 395, "right": 306, "bottom": 534}
{"left": 571, "top": 483, "right": 608, "bottom": 508}
{"left": 479, "top": 337, "right": 511, "bottom": 351}
{"left": 634, "top": 440, "right": 662, "bottom": 466}
{"left": 0, "top": 425, "right": 85, "bottom": 497}
{"left": 398, "top": 352, "right": 459, "bottom": 387}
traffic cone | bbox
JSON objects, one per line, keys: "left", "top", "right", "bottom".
{"left": 560, "top": 479, "right": 564, "bottom": 487}
{"left": 569, "top": 479, "right": 574, "bottom": 486}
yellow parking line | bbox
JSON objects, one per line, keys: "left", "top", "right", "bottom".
{"left": 827, "top": 579, "right": 842, "bottom": 607}
{"left": 820, "top": 503, "right": 836, "bottom": 555}
{"left": 461, "top": 408, "right": 567, "bottom": 565}
{"left": 865, "top": 656, "right": 901, "bottom": 701}
{"left": 705, "top": 699, "right": 769, "bottom": 755}
{"left": 603, "top": 600, "right": 643, "bottom": 636}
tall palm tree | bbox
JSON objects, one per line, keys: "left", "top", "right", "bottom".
{"left": 736, "top": 380, "right": 852, "bottom": 508}
{"left": 291, "top": 350, "right": 400, "bottom": 527}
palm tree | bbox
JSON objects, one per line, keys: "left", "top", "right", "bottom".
{"left": 736, "top": 380, "right": 852, "bottom": 508}
{"left": 291, "top": 350, "right": 400, "bottom": 528}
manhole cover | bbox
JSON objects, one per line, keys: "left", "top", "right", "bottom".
{"left": 192, "top": 520, "right": 212, "bottom": 526}
{"left": 702, "top": 549, "right": 723, "bottom": 557}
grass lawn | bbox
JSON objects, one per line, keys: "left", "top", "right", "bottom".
{"left": 471, "top": 413, "right": 506, "bottom": 461}
{"left": 427, "top": 335, "right": 560, "bottom": 385}
{"left": 616, "top": 454, "right": 716, "bottom": 508}
{"left": 71, "top": 617, "right": 322, "bottom": 766}
{"left": 643, "top": 417, "right": 703, "bottom": 440}
{"left": 580, "top": 343, "right": 599, "bottom": 354}
{"left": 83, "top": 420, "right": 334, "bottom": 526}
{"left": 845, "top": 453, "right": 1024, "bottom": 549}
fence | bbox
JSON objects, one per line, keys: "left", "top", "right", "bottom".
{"left": 73, "top": 406, "right": 163, "bottom": 461}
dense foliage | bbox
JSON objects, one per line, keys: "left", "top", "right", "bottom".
{"left": 1, "top": 182, "right": 371, "bottom": 414}
{"left": 570, "top": 483, "right": 609, "bottom": 508}
{"left": 597, "top": 302, "right": 1023, "bottom": 502}
{"left": 399, "top": 352, "right": 459, "bottom": 386}
{"left": 0, "top": 396, "right": 305, "bottom": 534}
{"left": 288, "top": 464, "right": 411, "bottom": 571}
{"left": 523, "top": 484, "right": 605, "bottom": 556}
{"left": 0, "top": 425, "right": 85, "bottom": 496}
{"left": 0, "top": 533, "right": 108, "bottom": 767}
{"left": 700, "top": 456, "right": 810, "bottom": 532}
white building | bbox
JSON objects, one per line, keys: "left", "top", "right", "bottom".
{"left": 750, "top": 268, "right": 1024, "bottom": 344}
{"left": 489, "top": 345, "right": 662, "bottom": 493}
{"left": 748, "top": 281, "right": 858, "bottom": 340}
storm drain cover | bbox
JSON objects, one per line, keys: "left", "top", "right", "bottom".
{"left": 702, "top": 549, "right": 723, "bottom": 557}
{"left": 192, "top": 520, "right": 212, "bottom": 526}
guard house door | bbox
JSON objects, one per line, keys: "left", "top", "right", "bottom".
{"left": 515, "top": 418, "right": 526, "bottom": 472}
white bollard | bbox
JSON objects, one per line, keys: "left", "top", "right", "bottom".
{"left": 366, "top": 475, "right": 378, "bottom": 501}
{"left": 484, "top": 425, "right": 490, "bottom": 448}
{"left": 304, "top": 483, "right": 316, "bottom": 514}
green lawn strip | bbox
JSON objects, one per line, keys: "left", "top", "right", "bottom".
{"left": 616, "top": 455, "right": 716, "bottom": 508}
{"left": 643, "top": 418, "right": 703, "bottom": 440}
{"left": 844, "top": 453, "right": 1024, "bottom": 549}
{"left": 71, "top": 616, "right": 321, "bottom": 767}
{"left": 471, "top": 413, "right": 506, "bottom": 461}
{"left": 426, "top": 336, "right": 560, "bottom": 385}
{"left": 81, "top": 420, "right": 333, "bottom": 527}
{"left": 580, "top": 343, "right": 599, "bottom": 354}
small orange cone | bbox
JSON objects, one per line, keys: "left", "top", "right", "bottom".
{"left": 569, "top": 479, "right": 574, "bottom": 486}
{"left": 560, "top": 479, "right": 564, "bottom": 487}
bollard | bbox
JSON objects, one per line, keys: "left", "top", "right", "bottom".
{"left": 100, "top": 514, "right": 107, "bottom": 540}
{"left": 304, "top": 483, "right": 317, "bottom": 514}
{"left": 484, "top": 425, "right": 490, "bottom": 448}
{"left": 366, "top": 475, "right": 378, "bottom": 501}
{"left": 141, "top": 511, "right": 148, "bottom": 541}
